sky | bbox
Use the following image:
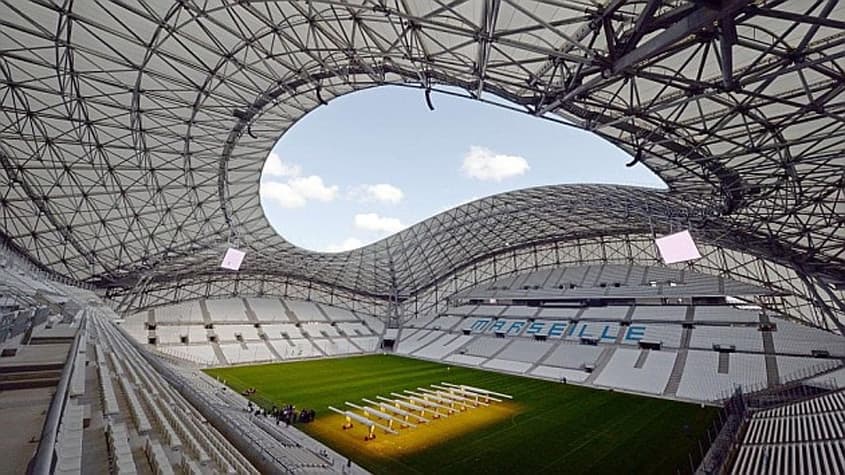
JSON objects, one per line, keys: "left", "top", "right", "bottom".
{"left": 260, "top": 86, "right": 665, "bottom": 253}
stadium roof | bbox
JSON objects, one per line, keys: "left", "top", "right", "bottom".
{"left": 0, "top": 1, "right": 842, "bottom": 325}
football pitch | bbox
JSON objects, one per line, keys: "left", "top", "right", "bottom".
{"left": 205, "top": 355, "right": 718, "bottom": 474}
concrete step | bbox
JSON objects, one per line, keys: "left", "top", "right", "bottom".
{"left": 211, "top": 342, "right": 228, "bottom": 365}
{"left": 29, "top": 336, "right": 75, "bottom": 345}
{"left": 198, "top": 300, "right": 213, "bottom": 325}
{"left": 718, "top": 352, "right": 730, "bottom": 374}
{"left": 241, "top": 299, "right": 260, "bottom": 324}
{"left": 633, "top": 349, "right": 650, "bottom": 369}
{"left": 584, "top": 347, "right": 615, "bottom": 384}
{"left": 663, "top": 349, "right": 688, "bottom": 396}
{"left": 0, "top": 376, "right": 60, "bottom": 390}
{"left": 0, "top": 369, "right": 62, "bottom": 381}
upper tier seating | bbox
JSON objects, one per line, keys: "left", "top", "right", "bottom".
{"left": 690, "top": 326, "right": 764, "bottom": 352}
{"left": 633, "top": 324, "right": 684, "bottom": 348}
{"left": 406, "top": 313, "right": 437, "bottom": 328}
{"left": 154, "top": 301, "right": 203, "bottom": 323}
{"left": 318, "top": 304, "right": 359, "bottom": 321}
{"left": 580, "top": 306, "right": 630, "bottom": 320}
{"left": 284, "top": 300, "right": 327, "bottom": 322}
{"left": 205, "top": 298, "right": 248, "bottom": 322}
{"left": 470, "top": 305, "right": 507, "bottom": 316}
{"left": 535, "top": 307, "right": 580, "bottom": 319}
{"left": 693, "top": 306, "right": 760, "bottom": 323}
{"left": 336, "top": 322, "right": 372, "bottom": 336}
{"left": 444, "top": 305, "right": 477, "bottom": 316}
{"left": 771, "top": 320, "right": 845, "bottom": 357}
{"left": 245, "top": 298, "right": 289, "bottom": 321}
{"left": 500, "top": 306, "right": 539, "bottom": 318}
{"left": 357, "top": 313, "right": 385, "bottom": 334}
{"left": 631, "top": 306, "right": 688, "bottom": 322}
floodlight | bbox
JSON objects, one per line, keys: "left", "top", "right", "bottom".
{"left": 220, "top": 248, "right": 246, "bottom": 270}
{"left": 655, "top": 230, "right": 701, "bottom": 264}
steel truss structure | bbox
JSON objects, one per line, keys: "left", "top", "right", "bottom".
{"left": 0, "top": 1, "right": 842, "bottom": 329}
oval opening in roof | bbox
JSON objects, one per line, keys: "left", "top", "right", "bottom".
{"left": 259, "top": 86, "right": 665, "bottom": 253}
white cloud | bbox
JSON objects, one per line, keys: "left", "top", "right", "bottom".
{"left": 261, "top": 175, "right": 338, "bottom": 208}
{"left": 354, "top": 213, "right": 405, "bottom": 234}
{"left": 461, "top": 145, "right": 529, "bottom": 181}
{"left": 325, "top": 237, "right": 364, "bottom": 253}
{"left": 263, "top": 151, "right": 302, "bottom": 178}
{"left": 350, "top": 183, "right": 404, "bottom": 204}
{"left": 261, "top": 181, "right": 306, "bottom": 208}
{"left": 288, "top": 176, "right": 338, "bottom": 202}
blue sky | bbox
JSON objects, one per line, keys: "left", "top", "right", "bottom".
{"left": 260, "top": 86, "right": 665, "bottom": 252}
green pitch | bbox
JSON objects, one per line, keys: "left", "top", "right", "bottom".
{"left": 206, "top": 355, "right": 717, "bottom": 474}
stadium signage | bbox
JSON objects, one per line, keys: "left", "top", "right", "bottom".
{"left": 467, "top": 317, "right": 647, "bottom": 342}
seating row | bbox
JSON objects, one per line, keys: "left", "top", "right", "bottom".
{"left": 744, "top": 412, "right": 844, "bottom": 444}
{"left": 106, "top": 422, "right": 137, "bottom": 474}
{"left": 755, "top": 389, "right": 845, "bottom": 418}
{"left": 732, "top": 440, "right": 845, "bottom": 475}
{"left": 91, "top": 315, "right": 257, "bottom": 474}
{"left": 55, "top": 400, "right": 84, "bottom": 474}
{"left": 118, "top": 377, "right": 152, "bottom": 434}
{"left": 144, "top": 437, "right": 175, "bottom": 475}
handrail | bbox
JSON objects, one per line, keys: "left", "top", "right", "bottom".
{"left": 28, "top": 313, "right": 85, "bottom": 474}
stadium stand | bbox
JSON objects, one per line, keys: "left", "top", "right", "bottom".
{"left": 284, "top": 300, "right": 328, "bottom": 322}
{"left": 336, "top": 321, "right": 372, "bottom": 336}
{"left": 677, "top": 351, "right": 769, "bottom": 401}
{"left": 482, "top": 358, "right": 534, "bottom": 374}
{"left": 731, "top": 389, "right": 845, "bottom": 474}
{"left": 694, "top": 306, "right": 761, "bottom": 323}
{"left": 124, "top": 296, "right": 384, "bottom": 366}
{"left": 205, "top": 298, "right": 249, "bottom": 322}
{"left": 154, "top": 301, "right": 204, "bottom": 324}
{"left": 2, "top": 2, "right": 844, "bottom": 472}
{"left": 245, "top": 298, "right": 290, "bottom": 322}
{"left": 1, "top": 252, "right": 842, "bottom": 475}
{"left": 631, "top": 305, "right": 688, "bottom": 322}
{"left": 414, "top": 334, "right": 474, "bottom": 360}
{"left": 690, "top": 326, "right": 765, "bottom": 352}
{"left": 318, "top": 304, "right": 358, "bottom": 322}
{"left": 460, "top": 336, "right": 511, "bottom": 358}
{"left": 771, "top": 321, "right": 845, "bottom": 357}
{"left": 540, "top": 343, "right": 604, "bottom": 370}
{"left": 591, "top": 349, "right": 670, "bottom": 393}
{"left": 426, "top": 315, "right": 464, "bottom": 330}
{"left": 496, "top": 339, "right": 554, "bottom": 363}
